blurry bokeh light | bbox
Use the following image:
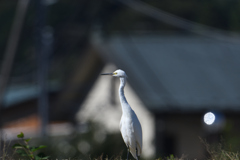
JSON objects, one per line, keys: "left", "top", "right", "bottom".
{"left": 204, "top": 112, "right": 215, "bottom": 125}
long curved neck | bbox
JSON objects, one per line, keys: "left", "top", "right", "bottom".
{"left": 119, "top": 77, "right": 131, "bottom": 114}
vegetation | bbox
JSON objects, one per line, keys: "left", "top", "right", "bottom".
{"left": 200, "top": 138, "right": 240, "bottom": 160}
{"left": 10, "top": 132, "right": 49, "bottom": 160}
{"left": 1, "top": 132, "right": 240, "bottom": 160}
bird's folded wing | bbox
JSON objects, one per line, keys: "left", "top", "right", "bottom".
{"left": 133, "top": 112, "right": 142, "bottom": 155}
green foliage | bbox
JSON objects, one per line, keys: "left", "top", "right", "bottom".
{"left": 12, "top": 132, "right": 49, "bottom": 160}
{"left": 17, "top": 132, "right": 24, "bottom": 138}
{"left": 167, "top": 154, "right": 176, "bottom": 160}
{"left": 156, "top": 154, "right": 186, "bottom": 160}
{"left": 1, "top": 131, "right": 240, "bottom": 160}
{"left": 34, "top": 122, "right": 126, "bottom": 159}
{"left": 200, "top": 138, "right": 240, "bottom": 160}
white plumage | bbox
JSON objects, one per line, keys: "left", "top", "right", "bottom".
{"left": 101, "top": 69, "right": 142, "bottom": 160}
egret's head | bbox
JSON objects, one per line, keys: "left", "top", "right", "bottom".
{"left": 113, "top": 69, "right": 128, "bottom": 78}
{"left": 101, "top": 69, "right": 128, "bottom": 78}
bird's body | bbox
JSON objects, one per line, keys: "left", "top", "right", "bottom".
{"left": 120, "top": 110, "right": 142, "bottom": 159}
{"left": 101, "top": 69, "right": 142, "bottom": 160}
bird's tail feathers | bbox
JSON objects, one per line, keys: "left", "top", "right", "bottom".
{"left": 136, "top": 141, "right": 142, "bottom": 155}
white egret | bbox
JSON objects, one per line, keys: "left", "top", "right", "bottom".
{"left": 101, "top": 69, "right": 142, "bottom": 160}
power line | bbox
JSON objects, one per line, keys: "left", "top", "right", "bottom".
{"left": 117, "top": 0, "right": 240, "bottom": 43}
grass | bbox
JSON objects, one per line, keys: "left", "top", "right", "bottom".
{"left": 0, "top": 135, "right": 14, "bottom": 160}
{"left": 200, "top": 138, "right": 240, "bottom": 160}
{"left": 1, "top": 135, "right": 240, "bottom": 160}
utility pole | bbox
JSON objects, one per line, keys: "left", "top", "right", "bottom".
{"left": 35, "top": 0, "right": 52, "bottom": 137}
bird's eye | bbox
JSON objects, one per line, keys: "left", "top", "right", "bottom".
{"left": 113, "top": 72, "right": 117, "bottom": 75}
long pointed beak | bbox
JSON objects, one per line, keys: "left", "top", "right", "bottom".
{"left": 101, "top": 73, "right": 113, "bottom": 76}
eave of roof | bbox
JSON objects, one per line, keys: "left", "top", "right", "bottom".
{"left": 3, "top": 81, "right": 60, "bottom": 107}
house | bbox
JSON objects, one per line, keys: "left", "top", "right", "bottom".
{"left": 75, "top": 32, "right": 240, "bottom": 159}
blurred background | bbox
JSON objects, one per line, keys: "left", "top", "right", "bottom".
{"left": 1, "top": 0, "right": 240, "bottom": 159}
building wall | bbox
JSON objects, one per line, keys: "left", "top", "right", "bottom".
{"left": 155, "top": 113, "right": 208, "bottom": 159}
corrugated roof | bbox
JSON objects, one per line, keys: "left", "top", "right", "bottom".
{"left": 94, "top": 34, "right": 240, "bottom": 112}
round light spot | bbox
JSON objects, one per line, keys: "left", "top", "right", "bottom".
{"left": 204, "top": 112, "right": 215, "bottom": 125}
{"left": 78, "top": 141, "right": 91, "bottom": 154}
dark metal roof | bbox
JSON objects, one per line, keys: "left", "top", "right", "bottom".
{"left": 94, "top": 34, "right": 240, "bottom": 112}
